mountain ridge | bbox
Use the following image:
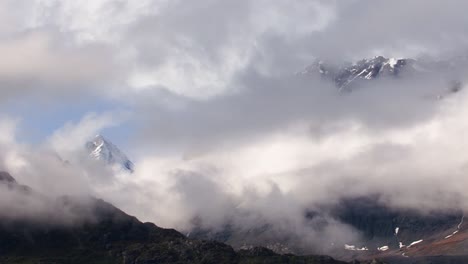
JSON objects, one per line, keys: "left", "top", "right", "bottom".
{"left": 299, "top": 55, "right": 464, "bottom": 96}
{"left": 0, "top": 172, "right": 374, "bottom": 264}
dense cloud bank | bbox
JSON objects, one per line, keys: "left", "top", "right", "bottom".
{"left": 1, "top": 0, "right": 468, "bottom": 254}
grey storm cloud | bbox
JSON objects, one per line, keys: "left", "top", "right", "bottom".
{"left": 305, "top": 0, "right": 468, "bottom": 60}
{"left": 2, "top": 0, "right": 468, "bottom": 255}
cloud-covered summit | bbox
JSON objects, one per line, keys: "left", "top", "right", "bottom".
{"left": 2, "top": 0, "right": 468, "bottom": 256}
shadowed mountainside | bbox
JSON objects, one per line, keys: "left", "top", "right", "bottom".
{"left": 0, "top": 172, "right": 375, "bottom": 264}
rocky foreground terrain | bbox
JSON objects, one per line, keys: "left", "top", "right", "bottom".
{"left": 2, "top": 171, "right": 468, "bottom": 263}
{"left": 0, "top": 172, "right": 383, "bottom": 264}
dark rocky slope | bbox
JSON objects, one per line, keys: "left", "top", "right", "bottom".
{"left": 0, "top": 172, "right": 373, "bottom": 264}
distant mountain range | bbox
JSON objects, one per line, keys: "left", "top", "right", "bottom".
{"left": 325, "top": 196, "right": 467, "bottom": 260}
{"left": 190, "top": 194, "right": 468, "bottom": 262}
{"left": 299, "top": 55, "right": 464, "bottom": 96}
{"left": 300, "top": 56, "right": 409, "bottom": 91}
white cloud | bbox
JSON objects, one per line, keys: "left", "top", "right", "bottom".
{"left": 48, "top": 112, "right": 126, "bottom": 157}
{"left": 3, "top": 0, "right": 468, "bottom": 255}
{"left": 0, "top": 31, "right": 113, "bottom": 82}
{"left": 0, "top": 117, "right": 19, "bottom": 145}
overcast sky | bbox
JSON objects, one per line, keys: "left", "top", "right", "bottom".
{"left": 2, "top": 0, "right": 468, "bottom": 254}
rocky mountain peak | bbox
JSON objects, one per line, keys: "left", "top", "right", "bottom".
{"left": 86, "top": 135, "right": 134, "bottom": 173}
{"left": 301, "top": 56, "right": 413, "bottom": 91}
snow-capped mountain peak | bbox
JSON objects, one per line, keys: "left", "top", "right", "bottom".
{"left": 86, "top": 135, "right": 134, "bottom": 173}
{"left": 300, "top": 56, "right": 412, "bottom": 91}
{"left": 300, "top": 55, "right": 468, "bottom": 99}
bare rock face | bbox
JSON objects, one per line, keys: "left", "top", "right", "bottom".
{"left": 0, "top": 171, "right": 16, "bottom": 183}
{"left": 0, "top": 171, "right": 31, "bottom": 193}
